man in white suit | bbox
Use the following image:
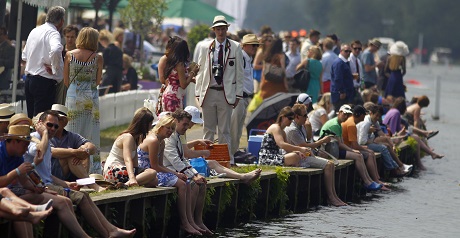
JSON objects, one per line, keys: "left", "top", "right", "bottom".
{"left": 195, "top": 15, "right": 244, "bottom": 165}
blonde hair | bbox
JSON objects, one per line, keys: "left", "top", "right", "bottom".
{"left": 315, "top": 92, "right": 331, "bottom": 111}
{"left": 388, "top": 55, "right": 404, "bottom": 71}
{"left": 113, "top": 27, "right": 124, "bottom": 44}
{"left": 37, "top": 13, "right": 47, "bottom": 26}
{"left": 99, "top": 29, "right": 115, "bottom": 43}
{"left": 76, "top": 27, "right": 99, "bottom": 52}
{"left": 309, "top": 45, "right": 322, "bottom": 60}
{"left": 152, "top": 115, "right": 175, "bottom": 134}
{"left": 122, "top": 54, "right": 133, "bottom": 68}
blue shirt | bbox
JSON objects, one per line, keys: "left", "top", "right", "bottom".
{"left": 24, "top": 132, "right": 53, "bottom": 185}
{"left": 0, "top": 141, "right": 24, "bottom": 177}
{"left": 361, "top": 49, "right": 378, "bottom": 84}
{"left": 321, "top": 50, "right": 338, "bottom": 82}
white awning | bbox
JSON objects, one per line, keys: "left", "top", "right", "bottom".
{"left": 22, "top": 0, "right": 70, "bottom": 8}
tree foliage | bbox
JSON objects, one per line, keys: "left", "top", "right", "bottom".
{"left": 120, "top": 0, "right": 167, "bottom": 39}
{"left": 187, "top": 24, "right": 211, "bottom": 57}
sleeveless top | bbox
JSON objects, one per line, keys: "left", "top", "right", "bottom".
{"left": 103, "top": 135, "right": 136, "bottom": 174}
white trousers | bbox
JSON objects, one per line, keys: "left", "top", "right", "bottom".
{"left": 230, "top": 97, "right": 250, "bottom": 155}
{"left": 201, "top": 89, "right": 233, "bottom": 163}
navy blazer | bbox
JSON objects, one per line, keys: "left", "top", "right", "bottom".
{"left": 330, "top": 57, "right": 355, "bottom": 103}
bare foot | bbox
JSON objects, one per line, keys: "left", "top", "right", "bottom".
{"left": 328, "top": 198, "right": 347, "bottom": 207}
{"left": 189, "top": 221, "right": 206, "bottom": 233}
{"left": 196, "top": 222, "right": 213, "bottom": 235}
{"left": 380, "top": 185, "right": 391, "bottom": 191}
{"left": 417, "top": 163, "right": 427, "bottom": 171}
{"left": 181, "top": 224, "right": 202, "bottom": 236}
{"left": 89, "top": 183, "right": 107, "bottom": 192}
{"left": 108, "top": 228, "right": 136, "bottom": 238}
{"left": 431, "top": 153, "right": 444, "bottom": 159}
{"left": 242, "top": 168, "right": 262, "bottom": 184}
{"left": 28, "top": 207, "right": 53, "bottom": 224}
{"left": 12, "top": 206, "right": 30, "bottom": 217}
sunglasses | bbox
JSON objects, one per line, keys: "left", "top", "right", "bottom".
{"left": 46, "top": 122, "right": 59, "bottom": 129}
{"left": 286, "top": 116, "right": 294, "bottom": 120}
{"left": 353, "top": 47, "right": 362, "bottom": 51}
{"left": 298, "top": 113, "right": 308, "bottom": 118}
{"left": 343, "top": 50, "right": 352, "bottom": 53}
{"left": 252, "top": 45, "right": 259, "bottom": 48}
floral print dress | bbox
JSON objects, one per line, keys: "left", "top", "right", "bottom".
{"left": 161, "top": 68, "right": 187, "bottom": 112}
{"left": 137, "top": 147, "right": 178, "bottom": 187}
{"left": 65, "top": 53, "right": 101, "bottom": 173}
{"left": 258, "top": 133, "right": 286, "bottom": 166}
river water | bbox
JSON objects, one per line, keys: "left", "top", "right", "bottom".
{"left": 217, "top": 64, "right": 460, "bottom": 238}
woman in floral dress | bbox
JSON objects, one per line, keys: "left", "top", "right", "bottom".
{"left": 158, "top": 36, "right": 199, "bottom": 113}
{"left": 137, "top": 114, "right": 203, "bottom": 235}
{"left": 258, "top": 106, "right": 312, "bottom": 166}
{"left": 63, "top": 27, "right": 102, "bottom": 173}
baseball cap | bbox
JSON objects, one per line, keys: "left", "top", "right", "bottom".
{"left": 296, "top": 93, "right": 312, "bottom": 105}
{"left": 184, "top": 106, "right": 203, "bottom": 124}
{"left": 338, "top": 105, "right": 353, "bottom": 114}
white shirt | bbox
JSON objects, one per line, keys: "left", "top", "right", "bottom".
{"left": 242, "top": 50, "right": 254, "bottom": 94}
{"left": 209, "top": 38, "right": 227, "bottom": 87}
{"left": 348, "top": 53, "right": 363, "bottom": 88}
{"left": 22, "top": 22, "right": 63, "bottom": 81}
{"left": 356, "top": 115, "right": 378, "bottom": 145}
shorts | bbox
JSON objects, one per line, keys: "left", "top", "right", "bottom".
{"left": 51, "top": 157, "right": 78, "bottom": 182}
{"left": 299, "top": 156, "right": 328, "bottom": 169}
{"left": 338, "top": 149, "right": 347, "bottom": 159}
{"left": 104, "top": 163, "right": 145, "bottom": 183}
{"left": 46, "top": 184, "right": 85, "bottom": 205}
{"left": 322, "top": 80, "right": 331, "bottom": 93}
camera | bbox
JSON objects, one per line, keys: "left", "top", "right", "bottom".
{"left": 212, "top": 64, "right": 223, "bottom": 79}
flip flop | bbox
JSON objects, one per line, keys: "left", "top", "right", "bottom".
{"left": 427, "top": 130, "right": 439, "bottom": 140}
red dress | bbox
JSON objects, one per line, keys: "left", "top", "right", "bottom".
{"left": 161, "top": 68, "right": 187, "bottom": 112}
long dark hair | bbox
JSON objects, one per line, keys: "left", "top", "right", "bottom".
{"left": 165, "top": 36, "right": 190, "bottom": 77}
{"left": 263, "top": 37, "right": 283, "bottom": 63}
{"left": 121, "top": 107, "right": 154, "bottom": 145}
{"left": 276, "top": 106, "right": 294, "bottom": 124}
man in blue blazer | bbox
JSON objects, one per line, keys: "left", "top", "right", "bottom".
{"left": 330, "top": 44, "right": 356, "bottom": 111}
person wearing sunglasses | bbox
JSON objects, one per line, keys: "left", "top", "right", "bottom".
{"left": 348, "top": 40, "right": 365, "bottom": 105}
{"left": 330, "top": 44, "right": 356, "bottom": 112}
{"left": 258, "top": 106, "right": 312, "bottom": 167}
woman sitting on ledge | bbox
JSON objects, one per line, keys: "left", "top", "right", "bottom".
{"left": 137, "top": 114, "right": 204, "bottom": 236}
{"left": 103, "top": 107, "right": 158, "bottom": 187}
{"left": 258, "top": 106, "right": 312, "bottom": 167}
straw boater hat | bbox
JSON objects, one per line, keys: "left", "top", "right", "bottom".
{"left": 369, "top": 39, "right": 382, "bottom": 49}
{"left": 51, "top": 104, "right": 68, "bottom": 117}
{"left": 210, "top": 15, "right": 230, "bottom": 29}
{"left": 89, "top": 174, "right": 113, "bottom": 187}
{"left": 9, "top": 113, "right": 32, "bottom": 128}
{"left": 0, "top": 104, "right": 15, "bottom": 122}
{"left": 3, "top": 125, "right": 33, "bottom": 142}
{"left": 241, "top": 34, "right": 262, "bottom": 45}
{"left": 389, "top": 41, "right": 410, "bottom": 56}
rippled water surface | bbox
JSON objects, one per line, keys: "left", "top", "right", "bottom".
{"left": 217, "top": 65, "right": 460, "bottom": 237}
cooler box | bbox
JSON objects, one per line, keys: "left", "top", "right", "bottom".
{"left": 248, "top": 129, "right": 266, "bottom": 159}
{"left": 194, "top": 144, "right": 231, "bottom": 168}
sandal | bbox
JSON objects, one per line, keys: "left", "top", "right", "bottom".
{"left": 427, "top": 130, "right": 439, "bottom": 140}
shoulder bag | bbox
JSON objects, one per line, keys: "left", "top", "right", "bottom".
{"left": 263, "top": 61, "right": 285, "bottom": 83}
{"left": 292, "top": 59, "right": 311, "bottom": 92}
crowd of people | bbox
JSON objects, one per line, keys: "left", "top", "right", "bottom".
{"left": 0, "top": 6, "right": 446, "bottom": 236}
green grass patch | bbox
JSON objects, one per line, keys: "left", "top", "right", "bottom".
{"left": 100, "top": 124, "right": 129, "bottom": 147}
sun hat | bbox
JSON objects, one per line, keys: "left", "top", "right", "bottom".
{"left": 338, "top": 105, "right": 353, "bottom": 114}
{"left": 9, "top": 113, "right": 32, "bottom": 127}
{"left": 184, "top": 106, "right": 204, "bottom": 124}
{"left": 0, "top": 104, "right": 15, "bottom": 122}
{"left": 210, "top": 15, "right": 230, "bottom": 28}
{"left": 242, "top": 34, "right": 261, "bottom": 45}
{"left": 369, "top": 39, "right": 382, "bottom": 49}
{"left": 51, "top": 104, "right": 68, "bottom": 117}
{"left": 389, "top": 41, "right": 409, "bottom": 56}
{"left": 32, "top": 112, "right": 44, "bottom": 127}
{"left": 4, "top": 125, "right": 33, "bottom": 141}
{"left": 296, "top": 93, "right": 312, "bottom": 105}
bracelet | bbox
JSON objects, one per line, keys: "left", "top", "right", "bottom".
{"left": 15, "top": 168, "right": 21, "bottom": 176}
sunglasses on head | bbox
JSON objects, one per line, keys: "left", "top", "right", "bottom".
{"left": 46, "top": 122, "right": 59, "bottom": 129}
{"left": 353, "top": 47, "right": 362, "bottom": 51}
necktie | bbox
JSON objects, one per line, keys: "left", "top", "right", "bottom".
{"left": 355, "top": 59, "right": 360, "bottom": 83}
{"left": 215, "top": 44, "right": 223, "bottom": 85}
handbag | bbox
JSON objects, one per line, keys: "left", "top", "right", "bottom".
{"left": 292, "top": 59, "right": 310, "bottom": 92}
{"left": 323, "top": 139, "right": 340, "bottom": 159}
{"left": 263, "top": 62, "right": 285, "bottom": 83}
{"left": 189, "top": 157, "right": 209, "bottom": 177}
{"left": 155, "top": 83, "right": 166, "bottom": 115}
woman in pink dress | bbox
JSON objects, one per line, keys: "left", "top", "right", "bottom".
{"left": 158, "top": 36, "right": 199, "bottom": 112}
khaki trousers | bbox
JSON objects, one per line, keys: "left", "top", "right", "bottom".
{"left": 230, "top": 97, "right": 250, "bottom": 155}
